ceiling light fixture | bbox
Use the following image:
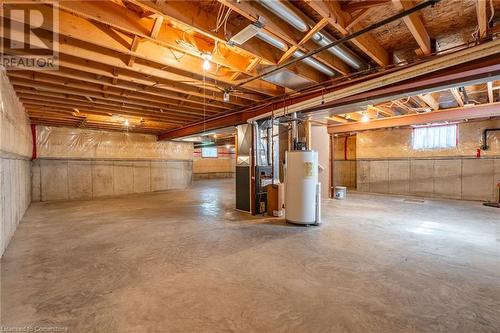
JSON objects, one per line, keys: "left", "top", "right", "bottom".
{"left": 361, "top": 113, "right": 370, "bottom": 122}
{"left": 223, "top": 91, "right": 230, "bottom": 102}
{"left": 124, "top": 119, "right": 130, "bottom": 126}
{"left": 201, "top": 53, "right": 212, "bottom": 71}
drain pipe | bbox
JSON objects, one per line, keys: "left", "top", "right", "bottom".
{"left": 481, "top": 128, "right": 500, "bottom": 150}
{"left": 258, "top": 0, "right": 366, "bottom": 70}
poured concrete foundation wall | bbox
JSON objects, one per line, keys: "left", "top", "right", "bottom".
{"left": 193, "top": 159, "right": 235, "bottom": 180}
{"left": 355, "top": 119, "right": 500, "bottom": 201}
{"left": 357, "top": 158, "right": 500, "bottom": 201}
{"left": 32, "top": 159, "right": 192, "bottom": 201}
{"left": 193, "top": 147, "right": 235, "bottom": 180}
{"left": 333, "top": 135, "right": 357, "bottom": 189}
{"left": 1, "top": 69, "right": 32, "bottom": 256}
{"left": 32, "top": 126, "right": 194, "bottom": 202}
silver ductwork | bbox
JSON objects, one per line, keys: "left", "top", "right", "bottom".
{"left": 256, "top": 32, "right": 335, "bottom": 77}
{"left": 259, "top": 0, "right": 308, "bottom": 32}
{"left": 312, "top": 33, "right": 365, "bottom": 70}
{"left": 256, "top": 31, "right": 288, "bottom": 51}
{"left": 292, "top": 50, "right": 335, "bottom": 77}
{"left": 257, "top": 0, "right": 366, "bottom": 70}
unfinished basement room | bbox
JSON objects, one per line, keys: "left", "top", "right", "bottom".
{"left": 1, "top": 0, "right": 499, "bottom": 332}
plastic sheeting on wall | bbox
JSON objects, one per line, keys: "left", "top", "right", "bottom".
{"left": 356, "top": 119, "right": 500, "bottom": 159}
{"left": 36, "top": 126, "right": 193, "bottom": 160}
{"left": 0, "top": 68, "right": 32, "bottom": 157}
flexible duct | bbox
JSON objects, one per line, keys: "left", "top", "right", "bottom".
{"left": 257, "top": 0, "right": 366, "bottom": 70}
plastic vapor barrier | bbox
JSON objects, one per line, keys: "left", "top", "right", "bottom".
{"left": 36, "top": 126, "right": 193, "bottom": 160}
{"left": 356, "top": 119, "right": 500, "bottom": 159}
{"left": 0, "top": 68, "right": 32, "bottom": 157}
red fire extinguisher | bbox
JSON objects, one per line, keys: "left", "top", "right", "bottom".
{"left": 476, "top": 148, "right": 481, "bottom": 158}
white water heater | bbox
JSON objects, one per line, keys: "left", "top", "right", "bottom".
{"left": 285, "top": 150, "right": 321, "bottom": 225}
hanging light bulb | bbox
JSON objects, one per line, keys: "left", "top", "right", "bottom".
{"left": 203, "top": 58, "right": 210, "bottom": 70}
{"left": 223, "top": 91, "right": 230, "bottom": 102}
{"left": 361, "top": 112, "right": 370, "bottom": 122}
{"left": 124, "top": 119, "right": 130, "bottom": 126}
{"left": 201, "top": 53, "right": 212, "bottom": 71}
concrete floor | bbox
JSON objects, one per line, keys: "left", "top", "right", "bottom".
{"left": 2, "top": 179, "right": 500, "bottom": 332}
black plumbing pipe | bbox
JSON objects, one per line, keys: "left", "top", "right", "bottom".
{"left": 481, "top": 128, "right": 500, "bottom": 150}
{"left": 232, "top": 0, "right": 441, "bottom": 90}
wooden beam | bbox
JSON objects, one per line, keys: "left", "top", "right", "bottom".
{"left": 304, "top": 0, "right": 390, "bottom": 67}
{"left": 7, "top": 71, "right": 228, "bottom": 113}
{"left": 368, "top": 105, "right": 396, "bottom": 117}
{"left": 328, "top": 102, "right": 500, "bottom": 134}
{"left": 278, "top": 17, "right": 329, "bottom": 64}
{"left": 326, "top": 115, "right": 349, "bottom": 123}
{"left": 418, "top": 94, "right": 440, "bottom": 110}
{"left": 158, "top": 49, "right": 500, "bottom": 140}
{"left": 218, "top": 0, "right": 348, "bottom": 77}
{"left": 487, "top": 81, "right": 494, "bottom": 103}
{"left": 345, "top": 9, "right": 371, "bottom": 31}
{"left": 343, "top": 0, "right": 391, "bottom": 13}
{"left": 450, "top": 88, "right": 464, "bottom": 107}
{"left": 476, "top": 0, "right": 488, "bottom": 39}
{"left": 8, "top": 73, "right": 221, "bottom": 114}
{"left": 150, "top": 15, "right": 163, "bottom": 39}
{"left": 392, "top": 0, "right": 432, "bottom": 55}
{"left": 4, "top": 1, "right": 282, "bottom": 97}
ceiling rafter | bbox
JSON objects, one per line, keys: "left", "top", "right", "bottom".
{"left": 10, "top": 78, "right": 221, "bottom": 118}
{"left": 3, "top": 0, "right": 282, "bottom": 97}
{"left": 18, "top": 93, "right": 200, "bottom": 123}
{"left": 392, "top": 0, "right": 432, "bottom": 56}
{"left": 7, "top": 71, "right": 229, "bottom": 113}
{"left": 278, "top": 17, "right": 329, "bottom": 64}
{"left": 486, "top": 82, "right": 494, "bottom": 103}
{"left": 217, "top": 0, "right": 350, "bottom": 76}
{"left": 450, "top": 88, "right": 464, "bottom": 107}
{"left": 303, "top": 0, "right": 390, "bottom": 67}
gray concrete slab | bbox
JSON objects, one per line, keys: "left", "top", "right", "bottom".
{"left": 2, "top": 179, "right": 499, "bottom": 332}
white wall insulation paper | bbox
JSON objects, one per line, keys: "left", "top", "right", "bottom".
{"left": 33, "top": 126, "right": 194, "bottom": 202}
{"left": 36, "top": 126, "right": 193, "bottom": 160}
{"left": 0, "top": 67, "right": 32, "bottom": 256}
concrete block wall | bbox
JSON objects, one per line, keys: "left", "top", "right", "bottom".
{"left": 356, "top": 158, "right": 500, "bottom": 202}
{"left": 32, "top": 159, "right": 192, "bottom": 202}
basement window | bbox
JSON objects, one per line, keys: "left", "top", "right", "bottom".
{"left": 412, "top": 124, "right": 457, "bottom": 150}
{"left": 201, "top": 147, "right": 218, "bottom": 158}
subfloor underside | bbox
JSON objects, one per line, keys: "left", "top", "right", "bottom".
{"left": 2, "top": 179, "right": 499, "bottom": 332}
